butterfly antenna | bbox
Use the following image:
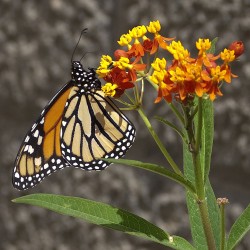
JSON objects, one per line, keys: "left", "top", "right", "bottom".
{"left": 79, "top": 50, "right": 94, "bottom": 62}
{"left": 71, "top": 28, "right": 88, "bottom": 63}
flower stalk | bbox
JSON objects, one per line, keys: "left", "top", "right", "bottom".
{"left": 217, "top": 198, "right": 229, "bottom": 250}
{"left": 137, "top": 107, "right": 183, "bottom": 176}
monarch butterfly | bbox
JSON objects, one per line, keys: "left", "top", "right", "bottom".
{"left": 13, "top": 60, "right": 136, "bottom": 190}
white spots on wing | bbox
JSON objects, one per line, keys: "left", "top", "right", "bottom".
{"left": 31, "top": 123, "right": 37, "bottom": 132}
{"left": 28, "top": 145, "right": 34, "bottom": 154}
{"left": 33, "top": 130, "right": 39, "bottom": 138}
{"left": 44, "top": 163, "right": 49, "bottom": 169}
{"left": 24, "top": 145, "right": 29, "bottom": 152}
{"left": 40, "top": 117, "right": 44, "bottom": 124}
{"left": 37, "top": 135, "right": 43, "bottom": 145}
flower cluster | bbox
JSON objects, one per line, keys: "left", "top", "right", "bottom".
{"left": 97, "top": 20, "right": 244, "bottom": 103}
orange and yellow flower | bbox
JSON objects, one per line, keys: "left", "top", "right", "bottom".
{"left": 147, "top": 20, "right": 174, "bottom": 54}
{"left": 97, "top": 20, "right": 243, "bottom": 103}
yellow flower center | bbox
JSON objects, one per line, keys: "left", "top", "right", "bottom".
{"left": 169, "top": 67, "right": 185, "bottom": 83}
{"left": 150, "top": 70, "right": 166, "bottom": 85}
{"left": 114, "top": 57, "right": 131, "bottom": 70}
{"left": 147, "top": 20, "right": 161, "bottom": 34}
{"left": 196, "top": 38, "right": 211, "bottom": 52}
{"left": 186, "top": 64, "right": 202, "bottom": 82}
{"left": 151, "top": 58, "right": 167, "bottom": 71}
{"left": 129, "top": 25, "right": 147, "bottom": 39}
{"left": 220, "top": 48, "right": 235, "bottom": 63}
{"left": 102, "top": 83, "right": 118, "bottom": 97}
{"left": 210, "top": 66, "right": 226, "bottom": 82}
{"left": 167, "top": 41, "right": 189, "bottom": 62}
{"left": 96, "top": 55, "right": 113, "bottom": 77}
{"left": 118, "top": 33, "right": 132, "bottom": 46}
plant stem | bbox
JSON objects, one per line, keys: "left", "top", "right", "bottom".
{"left": 219, "top": 201, "right": 226, "bottom": 250}
{"left": 217, "top": 198, "right": 228, "bottom": 250}
{"left": 192, "top": 151, "right": 216, "bottom": 250}
{"left": 198, "top": 200, "right": 216, "bottom": 250}
{"left": 137, "top": 107, "right": 183, "bottom": 176}
{"left": 186, "top": 98, "right": 216, "bottom": 250}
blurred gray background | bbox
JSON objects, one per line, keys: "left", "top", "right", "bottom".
{"left": 1, "top": 0, "right": 250, "bottom": 249}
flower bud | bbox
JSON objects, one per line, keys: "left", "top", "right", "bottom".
{"left": 228, "top": 41, "right": 244, "bottom": 58}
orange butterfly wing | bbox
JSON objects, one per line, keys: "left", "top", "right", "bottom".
{"left": 13, "top": 83, "right": 73, "bottom": 190}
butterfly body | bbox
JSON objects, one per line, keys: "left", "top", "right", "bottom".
{"left": 13, "top": 61, "right": 136, "bottom": 190}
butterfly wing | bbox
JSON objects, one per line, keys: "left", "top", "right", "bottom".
{"left": 60, "top": 87, "right": 136, "bottom": 170}
{"left": 13, "top": 82, "right": 73, "bottom": 190}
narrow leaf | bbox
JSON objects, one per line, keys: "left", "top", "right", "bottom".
{"left": 208, "top": 37, "right": 218, "bottom": 54}
{"left": 154, "top": 116, "right": 186, "bottom": 141}
{"left": 102, "top": 158, "right": 196, "bottom": 194}
{"left": 184, "top": 127, "right": 220, "bottom": 250}
{"left": 201, "top": 98, "right": 214, "bottom": 181}
{"left": 227, "top": 204, "right": 250, "bottom": 250}
{"left": 184, "top": 148, "right": 220, "bottom": 249}
{"left": 13, "top": 194, "right": 195, "bottom": 250}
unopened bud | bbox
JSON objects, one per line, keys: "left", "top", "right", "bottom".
{"left": 228, "top": 41, "right": 244, "bottom": 58}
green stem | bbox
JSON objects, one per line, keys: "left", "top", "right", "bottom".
{"left": 220, "top": 204, "right": 226, "bottom": 250}
{"left": 198, "top": 200, "right": 216, "bottom": 250}
{"left": 137, "top": 107, "right": 183, "bottom": 176}
{"left": 186, "top": 98, "right": 216, "bottom": 250}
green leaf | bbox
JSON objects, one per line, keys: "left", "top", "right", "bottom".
{"left": 227, "top": 204, "right": 250, "bottom": 250}
{"left": 102, "top": 158, "right": 196, "bottom": 194}
{"left": 154, "top": 116, "right": 186, "bottom": 141}
{"left": 184, "top": 147, "right": 220, "bottom": 250}
{"left": 184, "top": 97, "right": 219, "bottom": 249}
{"left": 13, "top": 194, "right": 195, "bottom": 250}
{"left": 201, "top": 98, "right": 214, "bottom": 181}
{"left": 208, "top": 37, "right": 218, "bottom": 54}
{"left": 185, "top": 190, "right": 208, "bottom": 249}
{"left": 206, "top": 181, "right": 221, "bottom": 248}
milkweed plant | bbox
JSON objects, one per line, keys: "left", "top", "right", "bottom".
{"left": 13, "top": 21, "right": 248, "bottom": 250}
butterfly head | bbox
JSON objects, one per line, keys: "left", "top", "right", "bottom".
{"left": 71, "top": 61, "right": 101, "bottom": 90}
